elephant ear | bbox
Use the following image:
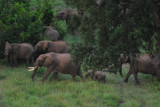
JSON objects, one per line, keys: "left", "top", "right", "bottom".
{"left": 44, "top": 55, "right": 53, "bottom": 67}
{"left": 43, "top": 41, "right": 49, "bottom": 52}
{"left": 63, "top": 10, "right": 69, "bottom": 20}
{"left": 43, "top": 26, "right": 48, "bottom": 33}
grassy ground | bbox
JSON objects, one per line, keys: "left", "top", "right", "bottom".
{"left": 0, "top": 64, "right": 160, "bottom": 107}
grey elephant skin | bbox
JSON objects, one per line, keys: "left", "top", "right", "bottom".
{"left": 4, "top": 42, "right": 34, "bottom": 66}
{"left": 121, "top": 54, "right": 160, "bottom": 84}
{"left": 34, "top": 40, "right": 70, "bottom": 57}
{"left": 85, "top": 70, "right": 106, "bottom": 82}
{"left": 31, "top": 52, "right": 84, "bottom": 82}
{"left": 56, "top": 9, "right": 79, "bottom": 24}
{"left": 43, "top": 26, "right": 60, "bottom": 41}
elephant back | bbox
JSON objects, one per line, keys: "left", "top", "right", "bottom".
{"left": 43, "top": 26, "right": 60, "bottom": 41}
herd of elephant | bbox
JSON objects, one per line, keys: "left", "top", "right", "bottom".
{"left": 4, "top": 40, "right": 160, "bottom": 84}
{"left": 3, "top": 8, "right": 160, "bottom": 84}
{"left": 4, "top": 40, "right": 107, "bottom": 82}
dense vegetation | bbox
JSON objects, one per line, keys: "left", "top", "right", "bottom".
{"left": 65, "top": 0, "right": 160, "bottom": 72}
{"left": 0, "top": 0, "right": 67, "bottom": 58}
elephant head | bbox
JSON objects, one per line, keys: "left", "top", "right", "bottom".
{"left": 31, "top": 53, "right": 57, "bottom": 81}
{"left": 4, "top": 42, "right": 12, "bottom": 56}
{"left": 120, "top": 54, "right": 130, "bottom": 63}
{"left": 85, "top": 70, "right": 95, "bottom": 79}
{"left": 56, "top": 10, "right": 69, "bottom": 20}
{"left": 35, "top": 41, "right": 50, "bottom": 54}
{"left": 56, "top": 9, "right": 78, "bottom": 22}
{"left": 34, "top": 54, "right": 54, "bottom": 67}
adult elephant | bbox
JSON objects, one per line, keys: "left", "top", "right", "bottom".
{"left": 56, "top": 9, "right": 80, "bottom": 35}
{"left": 4, "top": 42, "right": 34, "bottom": 66}
{"left": 56, "top": 9, "right": 79, "bottom": 24}
{"left": 29, "top": 52, "right": 84, "bottom": 82}
{"left": 43, "top": 26, "right": 60, "bottom": 41}
{"left": 122, "top": 54, "right": 160, "bottom": 84}
{"left": 34, "top": 40, "right": 70, "bottom": 55}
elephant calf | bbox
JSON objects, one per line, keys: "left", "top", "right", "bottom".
{"left": 4, "top": 42, "right": 34, "bottom": 66}
{"left": 85, "top": 70, "right": 106, "bottom": 82}
{"left": 30, "top": 52, "right": 84, "bottom": 82}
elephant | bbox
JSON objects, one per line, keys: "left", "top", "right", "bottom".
{"left": 30, "top": 52, "right": 84, "bottom": 82}
{"left": 34, "top": 40, "right": 70, "bottom": 57}
{"left": 43, "top": 26, "right": 60, "bottom": 41}
{"left": 56, "top": 9, "right": 79, "bottom": 24}
{"left": 85, "top": 70, "right": 106, "bottom": 82}
{"left": 122, "top": 54, "right": 160, "bottom": 84}
{"left": 56, "top": 9, "right": 80, "bottom": 35}
{"left": 4, "top": 42, "right": 34, "bottom": 66}
{"left": 85, "top": 70, "right": 95, "bottom": 80}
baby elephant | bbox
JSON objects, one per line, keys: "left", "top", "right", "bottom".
{"left": 85, "top": 70, "right": 106, "bottom": 82}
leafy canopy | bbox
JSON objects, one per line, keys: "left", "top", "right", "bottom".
{"left": 65, "top": 0, "right": 156, "bottom": 72}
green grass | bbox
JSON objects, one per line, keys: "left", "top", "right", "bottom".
{"left": 0, "top": 64, "right": 160, "bottom": 107}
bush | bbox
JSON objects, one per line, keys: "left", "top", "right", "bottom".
{"left": 0, "top": 0, "right": 67, "bottom": 58}
{"left": 65, "top": 0, "right": 156, "bottom": 72}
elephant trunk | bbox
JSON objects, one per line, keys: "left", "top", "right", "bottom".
{"left": 119, "top": 62, "right": 123, "bottom": 77}
{"left": 30, "top": 66, "right": 38, "bottom": 80}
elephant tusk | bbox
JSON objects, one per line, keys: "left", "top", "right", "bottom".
{"left": 28, "top": 66, "right": 37, "bottom": 72}
{"left": 28, "top": 67, "right": 34, "bottom": 69}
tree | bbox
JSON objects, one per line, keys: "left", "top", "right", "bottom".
{"left": 65, "top": 0, "right": 157, "bottom": 73}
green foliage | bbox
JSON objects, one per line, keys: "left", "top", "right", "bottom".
{"left": 0, "top": 0, "right": 67, "bottom": 58}
{"left": 65, "top": 0, "right": 156, "bottom": 72}
{"left": 36, "top": 0, "right": 54, "bottom": 26}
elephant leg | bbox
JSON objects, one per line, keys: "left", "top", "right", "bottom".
{"left": 32, "top": 69, "right": 37, "bottom": 81}
{"left": 124, "top": 69, "right": 132, "bottom": 83}
{"left": 42, "top": 65, "right": 54, "bottom": 82}
{"left": 119, "top": 62, "right": 123, "bottom": 77}
{"left": 131, "top": 66, "right": 140, "bottom": 84}
{"left": 52, "top": 72, "right": 58, "bottom": 81}
{"left": 5, "top": 56, "right": 9, "bottom": 65}
{"left": 49, "top": 71, "right": 59, "bottom": 81}
{"left": 133, "top": 72, "right": 139, "bottom": 84}
{"left": 13, "top": 55, "right": 17, "bottom": 66}
{"left": 10, "top": 55, "right": 13, "bottom": 66}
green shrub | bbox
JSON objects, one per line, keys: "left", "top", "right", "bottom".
{"left": 0, "top": 0, "right": 67, "bottom": 58}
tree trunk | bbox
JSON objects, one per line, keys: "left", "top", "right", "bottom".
{"left": 152, "top": 0, "right": 160, "bottom": 51}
